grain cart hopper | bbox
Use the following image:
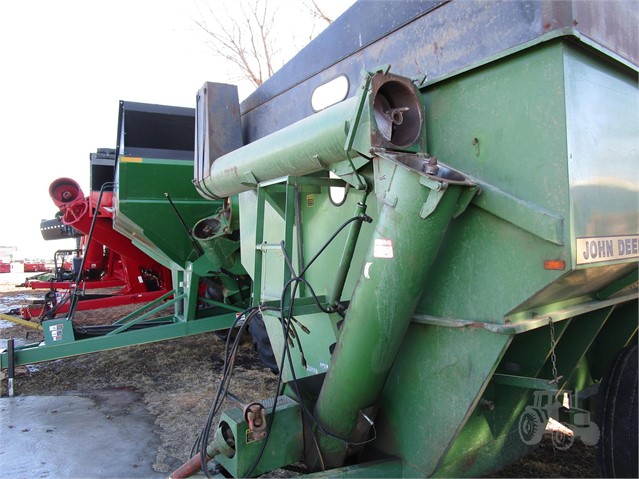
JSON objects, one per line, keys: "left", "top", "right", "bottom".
{"left": 172, "top": 1, "right": 638, "bottom": 478}
{"left": 111, "top": 100, "right": 256, "bottom": 342}
{"left": 112, "top": 100, "right": 249, "bottom": 302}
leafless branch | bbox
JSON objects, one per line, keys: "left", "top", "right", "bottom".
{"left": 194, "top": 0, "right": 279, "bottom": 87}
{"left": 303, "top": 0, "right": 333, "bottom": 25}
{"left": 194, "top": 0, "right": 336, "bottom": 88}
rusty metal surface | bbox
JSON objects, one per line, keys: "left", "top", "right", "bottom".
{"left": 240, "top": 0, "right": 637, "bottom": 144}
{"left": 542, "top": 0, "right": 638, "bottom": 65}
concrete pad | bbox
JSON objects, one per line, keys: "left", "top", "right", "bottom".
{"left": 0, "top": 389, "right": 166, "bottom": 478}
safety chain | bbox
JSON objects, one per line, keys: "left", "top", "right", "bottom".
{"left": 548, "top": 317, "right": 563, "bottom": 386}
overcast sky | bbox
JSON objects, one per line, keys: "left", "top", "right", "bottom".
{"left": 0, "top": 0, "right": 353, "bottom": 259}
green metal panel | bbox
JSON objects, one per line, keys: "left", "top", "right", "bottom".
{"left": 240, "top": 178, "right": 376, "bottom": 304}
{"left": 418, "top": 40, "right": 639, "bottom": 321}
{"left": 263, "top": 311, "right": 338, "bottom": 382}
{"left": 428, "top": 322, "right": 570, "bottom": 477}
{"left": 433, "top": 426, "right": 533, "bottom": 478}
{"left": 115, "top": 157, "right": 219, "bottom": 268}
{"left": 42, "top": 319, "right": 75, "bottom": 345}
{"left": 424, "top": 42, "right": 570, "bottom": 217}
{"left": 417, "top": 42, "right": 570, "bottom": 321}
{"left": 292, "top": 182, "right": 374, "bottom": 302}
{"left": 372, "top": 324, "right": 511, "bottom": 477}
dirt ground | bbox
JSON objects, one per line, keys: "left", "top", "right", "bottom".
{"left": 0, "top": 277, "right": 597, "bottom": 478}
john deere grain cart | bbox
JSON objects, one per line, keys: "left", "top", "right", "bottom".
{"left": 173, "top": 0, "right": 638, "bottom": 477}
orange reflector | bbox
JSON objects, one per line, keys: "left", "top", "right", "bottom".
{"left": 544, "top": 260, "right": 566, "bottom": 270}
{"left": 120, "top": 157, "right": 143, "bottom": 163}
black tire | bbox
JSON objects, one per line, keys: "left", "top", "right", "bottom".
{"left": 214, "top": 328, "right": 238, "bottom": 342}
{"left": 248, "top": 314, "right": 278, "bottom": 373}
{"left": 595, "top": 343, "right": 638, "bottom": 478}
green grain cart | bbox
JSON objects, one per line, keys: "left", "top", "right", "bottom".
{"left": 170, "top": 0, "right": 638, "bottom": 477}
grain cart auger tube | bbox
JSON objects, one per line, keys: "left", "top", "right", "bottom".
{"left": 18, "top": 173, "right": 172, "bottom": 320}
{"left": 23, "top": 150, "right": 131, "bottom": 292}
{"left": 198, "top": 70, "right": 430, "bottom": 198}
{"left": 311, "top": 150, "right": 475, "bottom": 469}
{"left": 42, "top": 177, "right": 172, "bottom": 308}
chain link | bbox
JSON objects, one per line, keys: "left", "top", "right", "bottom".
{"left": 548, "top": 317, "right": 562, "bottom": 386}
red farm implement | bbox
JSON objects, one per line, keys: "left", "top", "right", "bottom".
{"left": 23, "top": 261, "right": 48, "bottom": 273}
{"left": 20, "top": 176, "right": 172, "bottom": 321}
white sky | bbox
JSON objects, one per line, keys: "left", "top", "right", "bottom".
{"left": 0, "top": 0, "right": 353, "bottom": 260}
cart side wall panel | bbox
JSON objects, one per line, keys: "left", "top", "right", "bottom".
{"left": 565, "top": 46, "right": 639, "bottom": 266}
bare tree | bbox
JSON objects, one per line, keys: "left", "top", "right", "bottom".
{"left": 195, "top": 0, "right": 336, "bottom": 89}
{"left": 195, "top": 0, "right": 278, "bottom": 88}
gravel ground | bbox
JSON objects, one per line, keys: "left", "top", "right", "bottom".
{"left": 0, "top": 273, "right": 596, "bottom": 477}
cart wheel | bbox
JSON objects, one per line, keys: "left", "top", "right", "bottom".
{"left": 518, "top": 407, "right": 546, "bottom": 445}
{"left": 248, "top": 314, "right": 278, "bottom": 374}
{"left": 595, "top": 343, "right": 638, "bottom": 478}
{"left": 214, "top": 328, "right": 238, "bottom": 342}
{"left": 551, "top": 423, "right": 575, "bottom": 450}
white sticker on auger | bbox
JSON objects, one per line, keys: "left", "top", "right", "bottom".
{"left": 374, "top": 238, "right": 394, "bottom": 258}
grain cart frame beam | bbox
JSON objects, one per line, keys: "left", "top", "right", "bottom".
{"left": 0, "top": 285, "right": 239, "bottom": 369}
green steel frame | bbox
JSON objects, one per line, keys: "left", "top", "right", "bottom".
{"left": 0, "top": 275, "right": 239, "bottom": 369}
